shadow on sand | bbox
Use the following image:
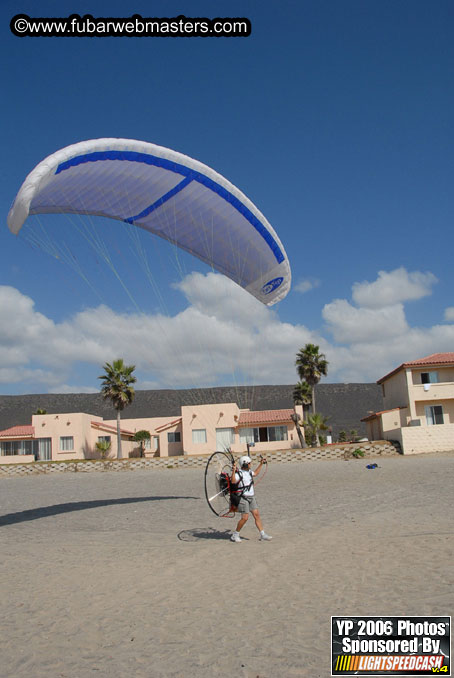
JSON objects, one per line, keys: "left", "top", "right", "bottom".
{"left": 0, "top": 495, "right": 199, "bottom": 527}
{"left": 177, "top": 527, "right": 234, "bottom": 542}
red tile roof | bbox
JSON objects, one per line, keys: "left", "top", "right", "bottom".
{"left": 91, "top": 421, "right": 135, "bottom": 437}
{"left": 154, "top": 417, "right": 182, "bottom": 433}
{"left": 238, "top": 409, "right": 294, "bottom": 426}
{"left": 0, "top": 425, "right": 35, "bottom": 438}
{"left": 361, "top": 407, "right": 402, "bottom": 422}
{"left": 377, "top": 353, "right": 454, "bottom": 384}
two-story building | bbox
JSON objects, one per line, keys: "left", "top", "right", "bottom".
{"left": 362, "top": 353, "right": 454, "bottom": 454}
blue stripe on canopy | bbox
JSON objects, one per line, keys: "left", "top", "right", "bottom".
{"left": 56, "top": 151, "right": 285, "bottom": 265}
{"left": 124, "top": 175, "right": 193, "bottom": 224}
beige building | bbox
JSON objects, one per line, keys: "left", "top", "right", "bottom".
{"left": 362, "top": 352, "right": 454, "bottom": 454}
{"left": 0, "top": 402, "right": 304, "bottom": 464}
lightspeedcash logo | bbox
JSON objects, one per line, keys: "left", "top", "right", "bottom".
{"left": 331, "top": 616, "right": 450, "bottom": 676}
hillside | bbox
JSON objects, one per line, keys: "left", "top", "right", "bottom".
{"left": 0, "top": 384, "right": 382, "bottom": 439}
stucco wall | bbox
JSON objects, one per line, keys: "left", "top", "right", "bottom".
{"left": 372, "top": 404, "right": 454, "bottom": 455}
{"left": 32, "top": 412, "right": 101, "bottom": 461}
{"left": 365, "top": 417, "right": 382, "bottom": 441}
{"left": 381, "top": 409, "right": 404, "bottom": 431}
{"left": 406, "top": 368, "right": 454, "bottom": 424}
{"left": 31, "top": 413, "right": 139, "bottom": 461}
{"left": 414, "top": 399, "right": 454, "bottom": 425}
{"left": 411, "top": 366, "right": 454, "bottom": 385}
{"left": 112, "top": 415, "right": 183, "bottom": 457}
{"left": 181, "top": 403, "right": 239, "bottom": 455}
{"left": 382, "top": 371, "right": 409, "bottom": 410}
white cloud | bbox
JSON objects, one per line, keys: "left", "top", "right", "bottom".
{"left": 173, "top": 272, "right": 270, "bottom": 327}
{"left": 325, "top": 324, "right": 454, "bottom": 383}
{"left": 0, "top": 266, "right": 453, "bottom": 393}
{"left": 0, "top": 279, "right": 320, "bottom": 391}
{"left": 322, "top": 300, "right": 408, "bottom": 344}
{"left": 352, "top": 268, "right": 438, "bottom": 309}
{"left": 295, "top": 278, "right": 320, "bottom": 294}
{"left": 0, "top": 366, "right": 61, "bottom": 386}
{"left": 321, "top": 267, "right": 453, "bottom": 382}
{"left": 48, "top": 384, "right": 99, "bottom": 394}
{"left": 136, "top": 379, "right": 162, "bottom": 390}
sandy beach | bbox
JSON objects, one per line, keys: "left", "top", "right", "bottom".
{"left": 1, "top": 452, "right": 452, "bottom": 678}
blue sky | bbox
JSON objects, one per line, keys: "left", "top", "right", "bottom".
{"left": 1, "top": 0, "right": 453, "bottom": 394}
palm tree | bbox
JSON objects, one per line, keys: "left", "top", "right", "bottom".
{"left": 98, "top": 359, "right": 137, "bottom": 459}
{"left": 290, "top": 412, "right": 306, "bottom": 448}
{"left": 292, "top": 381, "right": 312, "bottom": 418}
{"left": 96, "top": 439, "right": 111, "bottom": 460}
{"left": 295, "top": 343, "right": 328, "bottom": 414}
{"left": 304, "top": 413, "right": 329, "bottom": 447}
{"left": 291, "top": 381, "right": 313, "bottom": 448}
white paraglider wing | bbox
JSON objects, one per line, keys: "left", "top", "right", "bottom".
{"left": 7, "top": 138, "right": 291, "bottom": 305}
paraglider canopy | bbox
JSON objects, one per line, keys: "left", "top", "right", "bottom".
{"left": 8, "top": 138, "right": 291, "bottom": 306}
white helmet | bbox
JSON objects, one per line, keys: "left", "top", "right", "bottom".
{"left": 239, "top": 455, "right": 252, "bottom": 468}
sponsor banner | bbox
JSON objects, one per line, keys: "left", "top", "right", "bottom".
{"left": 331, "top": 616, "right": 450, "bottom": 676}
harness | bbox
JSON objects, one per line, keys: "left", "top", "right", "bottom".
{"left": 220, "top": 467, "right": 254, "bottom": 510}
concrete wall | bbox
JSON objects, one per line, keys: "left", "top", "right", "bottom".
{"left": 0, "top": 454, "right": 35, "bottom": 465}
{"left": 400, "top": 424, "right": 454, "bottom": 455}
{"left": 0, "top": 441, "right": 401, "bottom": 477}
{"left": 379, "top": 417, "right": 454, "bottom": 456}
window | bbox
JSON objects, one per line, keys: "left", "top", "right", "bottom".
{"left": 192, "top": 429, "right": 207, "bottom": 444}
{"left": 425, "top": 405, "right": 444, "bottom": 425}
{"left": 239, "top": 428, "right": 255, "bottom": 444}
{"left": 268, "top": 426, "right": 288, "bottom": 442}
{"left": 167, "top": 431, "right": 181, "bottom": 443}
{"left": 421, "top": 371, "right": 438, "bottom": 384}
{"left": 59, "top": 436, "right": 74, "bottom": 451}
{"left": 144, "top": 437, "right": 151, "bottom": 450}
{"left": 98, "top": 436, "right": 111, "bottom": 444}
{"left": 0, "top": 440, "right": 36, "bottom": 456}
{"left": 216, "top": 428, "right": 235, "bottom": 450}
{"left": 239, "top": 426, "right": 288, "bottom": 443}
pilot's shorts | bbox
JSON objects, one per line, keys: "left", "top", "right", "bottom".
{"left": 238, "top": 495, "right": 258, "bottom": 513}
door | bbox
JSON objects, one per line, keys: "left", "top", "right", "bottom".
{"left": 216, "top": 428, "right": 234, "bottom": 451}
{"left": 37, "top": 438, "right": 52, "bottom": 461}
